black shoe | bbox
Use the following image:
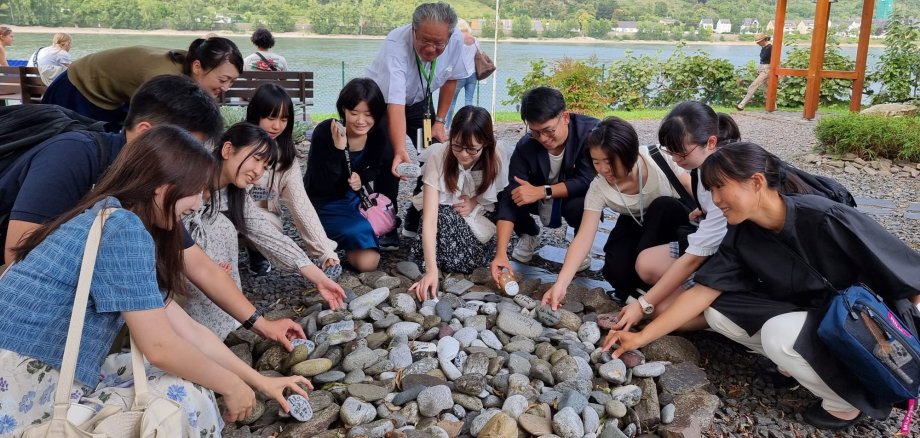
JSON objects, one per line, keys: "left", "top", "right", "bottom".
{"left": 250, "top": 259, "right": 273, "bottom": 276}
{"left": 378, "top": 230, "right": 400, "bottom": 251}
{"left": 802, "top": 402, "right": 861, "bottom": 430}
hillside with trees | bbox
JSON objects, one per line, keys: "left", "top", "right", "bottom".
{"left": 1, "top": 0, "right": 917, "bottom": 38}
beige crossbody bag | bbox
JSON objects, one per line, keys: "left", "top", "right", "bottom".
{"left": 22, "top": 208, "right": 185, "bottom": 437}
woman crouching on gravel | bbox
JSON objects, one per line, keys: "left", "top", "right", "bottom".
{"left": 604, "top": 142, "right": 920, "bottom": 430}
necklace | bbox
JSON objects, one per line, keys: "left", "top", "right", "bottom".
{"left": 612, "top": 161, "right": 644, "bottom": 226}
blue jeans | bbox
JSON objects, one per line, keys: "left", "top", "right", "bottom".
{"left": 447, "top": 73, "right": 478, "bottom": 126}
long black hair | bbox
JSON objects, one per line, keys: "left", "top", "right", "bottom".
{"left": 246, "top": 83, "right": 296, "bottom": 172}
{"left": 212, "top": 122, "right": 278, "bottom": 237}
{"left": 443, "top": 106, "right": 499, "bottom": 196}
{"left": 658, "top": 101, "right": 741, "bottom": 155}
{"left": 700, "top": 142, "right": 809, "bottom": 194}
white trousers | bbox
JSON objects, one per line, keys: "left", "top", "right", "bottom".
{"left": 704, "top": 308, "right": 858, "bottom": 413}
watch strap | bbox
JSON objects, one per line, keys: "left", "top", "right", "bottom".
{"left": 637, "top": 296, "right": 654, "bottom": 314}
{"left": 544, "top": 185, "right": 552, "bottom": 199}
{"left": 242, "top": 308, "right": 264, "bottom": 330}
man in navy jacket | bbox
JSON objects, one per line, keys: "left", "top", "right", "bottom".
{"left": 490, "top": 87, "right": 599, "bottom": 282}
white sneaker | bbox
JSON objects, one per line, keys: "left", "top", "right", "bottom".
{"left": 577, "top": 255, "right": 592, "bottom": 272}
{"left": 512, "top": 234, "right": 540, "bottom": 263}
{"left": 401, "top": 227, "right": 418, "bottom": 239}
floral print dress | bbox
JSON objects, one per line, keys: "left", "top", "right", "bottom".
{"left": 0, "top": 349, "right": 222, "bottom": 436}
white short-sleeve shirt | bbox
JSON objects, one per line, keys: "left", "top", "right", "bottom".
{"left": 685, "top": 174, "right": 728, "bottom": 256}
{"left": 417, "top": 142, "right": 508, "bottom": 208}
{"left": 584, "top": 145, "right": 685, "bottom": 215}
{"left": 366, "top": 24, "right": 473, "bottom": 106}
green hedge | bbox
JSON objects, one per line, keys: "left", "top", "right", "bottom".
{"left": 814, "top": 113, "right": 920, "bottom": 161}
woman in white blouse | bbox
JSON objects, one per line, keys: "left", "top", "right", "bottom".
{"left": 409, "top": 106, "right": 507, "bottom": 301}
{"left": 612, "top": 102, "right": 740, "bottom": 331}
{"left": 543, "top": 116, "right": 692, "bottom": 308}
{"left": 28, "top": 32, "right": 72, "bottom": 85}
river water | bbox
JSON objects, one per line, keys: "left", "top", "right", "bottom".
{"left": 7, "top": 33, "right": 883, "bottom": 113}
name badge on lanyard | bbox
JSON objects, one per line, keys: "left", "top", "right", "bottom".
{"left": 416, "top": 55, "right": 437, "bottom": 149}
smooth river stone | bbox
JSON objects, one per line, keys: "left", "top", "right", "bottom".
{"left": 496, "top": 310, "right": 544, "bottom": 338}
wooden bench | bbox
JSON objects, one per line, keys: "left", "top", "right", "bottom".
{"left": 219, "top": 71, "right": 314, "bottom": 121}
{"left": 0, "top": 66, "right": 48, "bottom": 106}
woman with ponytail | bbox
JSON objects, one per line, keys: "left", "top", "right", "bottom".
{"left": 604, "top": 142, "right": 920, "bottom": 431}
{"left": 613, "top": 101, "right": 740, "bottom": 331}
{"left": 42, "top": 37, "right": 243, "bottom": 129}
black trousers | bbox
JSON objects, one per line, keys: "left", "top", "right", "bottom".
{"left": 601, "top": 196, "right": 691, "bottom": 298}
{"left": 400, "top": 100, "right": 435, "bottom": 229}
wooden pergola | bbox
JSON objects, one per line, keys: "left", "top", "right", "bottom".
{"left": 765, "top": 0, "right": 877, "bottom": 119}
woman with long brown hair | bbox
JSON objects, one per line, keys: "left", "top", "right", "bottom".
{"left": 409, "top": 105, "right": 507, "bottom": 301}
{"left": 0, "top": 125, "right": 311, "bottom": 435}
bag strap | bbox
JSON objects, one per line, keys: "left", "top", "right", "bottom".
{"left": 770, "top": 233, "right": 839, "bottom": 296}
{"left": 51, "top": 208, "right": 113, "bottom": 416}
{"left": 31, "top": 47, "right": 45, "bottom": 66}
{"left": 342, "top": 141, "right": 373, "bottom": 208}
{"left": 255, "top": 52, "right": 278, "bottom": 71}
{"left": 691, "top": 168, "right": 700, "bottom": 207}
{"left": 647, "top": 145, "right": 696, "bottom": 211}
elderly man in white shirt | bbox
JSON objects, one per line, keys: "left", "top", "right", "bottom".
{"left": 366, "top": 2, "right": 473, "bottom": 249}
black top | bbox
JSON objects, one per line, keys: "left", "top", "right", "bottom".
{"left": 759, "top": 44, "right": 773, "bottom": 65}
{"left": 496, "top": 113, "right": 599, "bottom": 222}
{"left": 696, "top": 194, "right": 920, "bottom": 418}
{"left": 305, "top": 119, "right": 393, "bottom": 207}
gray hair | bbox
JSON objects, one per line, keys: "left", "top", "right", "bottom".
{"left": 412, "top": 3, "right": 458, "bottom": 31}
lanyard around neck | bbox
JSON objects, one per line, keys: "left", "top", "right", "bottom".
{"left": 612, "top": 160, "right": 644, "bottom": 226}
{"left": 415, "top": 54, "right": 437, "bottom": 100}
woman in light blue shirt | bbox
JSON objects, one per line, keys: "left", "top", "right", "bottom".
{"left": 0, "top": 125, "right": 311, "bottom": 436}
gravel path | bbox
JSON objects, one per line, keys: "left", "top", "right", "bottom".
{"left": 239, "top": 111, "right": 920, "bottom": 437}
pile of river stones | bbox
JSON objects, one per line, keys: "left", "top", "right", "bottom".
{"left": 222, "top": 262, "right": 719, "bottom": 438}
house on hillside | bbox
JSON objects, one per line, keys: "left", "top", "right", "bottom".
{"left": 613, "top": 21, "right": 639, "bottom": 33}
{"left": 797, "top": 19, "right": 814, "bottom": 34}
{"left": 740, "top": 18, "right": 759, "bottom": 34}
{"left": 699, "top": 18, "right": 714, "bottom": 31}
{"left": 501, "top": 19, "right": 513, "bottom": 32}
{"left": 659, "top": 18, "right": 680, "bottom": 27}
{"left": 715, "top": 19, "right": 732, "bottom": 33}
{"left": 532, "top": 19, "right": 544, "bottom": 33}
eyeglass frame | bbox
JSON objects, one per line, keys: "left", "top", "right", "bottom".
{"left": 660, "top": 143, "right": 701, "bottom": 159}
{"left": 525, "top": 112, "right": 565, "bottom": 139}
{"left": 449, "top": 142, "right": 485, "bottom": 156}
{"left": 412, "top": 28, "right": 450, "bottom": 51}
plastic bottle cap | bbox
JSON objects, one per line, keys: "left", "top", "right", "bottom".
{"left": 504, "top": 281, "right": 519, "bottom": 296}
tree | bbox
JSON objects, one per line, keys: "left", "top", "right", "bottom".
{"left": 481, "top": 17, "right": 499, "bottom": 40}
{"left": 595, "top": 0, "right": 617, "bottom": 20}
{"left": 512, "top": 16, "right": 534, "bottom": 38}
{"left": 867, "top": 10, "right": 920, "bottom": 103}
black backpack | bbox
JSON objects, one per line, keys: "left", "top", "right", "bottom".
{"left": 781, "top": 163, "right": 857, "bottom": 208}
{"left": 0, "top": 104, "right": 110, "bottom": 175}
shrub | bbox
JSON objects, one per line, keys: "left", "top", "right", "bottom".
{"left": 867, "top": 11, "right": 920, "bottom": 104}
{"left": 814, "top": 113, "right": 920, "bottom": 161}
{"left": 776, "top": 43, "right": 856, "bottom": 108}
{"left": 505, "top": 57, "right": 614, "bottom": 118}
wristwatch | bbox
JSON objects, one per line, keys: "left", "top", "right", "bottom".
{"left": 544, "top": 185, "right": 553, "bottom": 200}
{"left": 434, "top": 116, "right": 447, "bottom": 125}
{"left": 242, "top": 308, "right": 264, "bottom": 330}
{"left": 637, "top": 296, "right": 655, "bottom": 315}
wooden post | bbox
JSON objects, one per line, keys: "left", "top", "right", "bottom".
{"left": 765, "top": 0, "right": 787, "bottom": 112}
{"left": 850, "top": 0, "right": 876, "bottom": 112}
{"left": 803, "top": 0, "right": 832, "bottom": 120}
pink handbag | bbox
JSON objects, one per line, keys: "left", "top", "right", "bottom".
{"left": 343, "top": 138, "right": 397, "bottom": 237}
{"left": 358, "top": 190, "right": 397, "bottom": 237}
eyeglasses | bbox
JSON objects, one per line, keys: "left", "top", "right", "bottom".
{"left": 526, "top": 113, "right": 564, "bottom": 139}
{"left": 413, "top": 29, "right": 448, "bottom": 51}
{"left": 450, "top": 143, "right": 484, "bottom": 155}
{"left": 661, "top": 143, "right": 700, "bottom": 159}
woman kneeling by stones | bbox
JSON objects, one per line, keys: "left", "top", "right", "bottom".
{"left": 604, "top": 142, "right": 920, "bottom": 430}
{"left": 0, "top": 125, "right": 311, "bottom": 436}
{"left": 410, "top": 106, "right": 508, "bottom": 301}
{"left": 182, "top": 122, "right": 346, "bottom": 340}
